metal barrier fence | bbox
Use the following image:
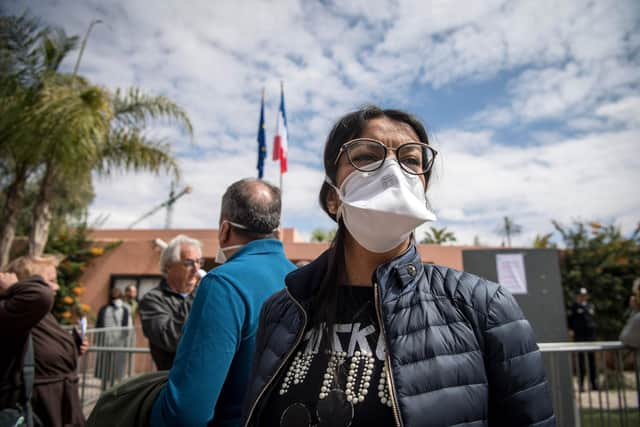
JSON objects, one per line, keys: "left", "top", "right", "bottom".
{"left": 77, "top": 326, "right": 154, "bottom": 411}
{"left": 77, "top": 335, "right": 640, "bottom": 425}
{"left": 539, "top": 342, "right": 639, "bottom": 427}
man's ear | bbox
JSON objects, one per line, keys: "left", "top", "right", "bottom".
{"left": 218, "top": 221, "right": 230, "bottom": 245}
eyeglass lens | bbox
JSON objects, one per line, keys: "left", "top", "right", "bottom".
{"left": 345, "top": 139, "right": 434, "bottom": 175}
{"left": 181, "top": 259, "right": 202, "bottom": 268}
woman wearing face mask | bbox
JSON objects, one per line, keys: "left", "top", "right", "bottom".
{"left": 95, "top": 288, "right": 133, "bottom": 389}
{"left": 242, "top": 106, "right": 555, "bottom": 427}
{"left": 1, "top": 255, "right": 88, "bottom": 427}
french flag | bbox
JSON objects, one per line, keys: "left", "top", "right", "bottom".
{"left": 272, "top": 83, "right": 288, "bottom": 174}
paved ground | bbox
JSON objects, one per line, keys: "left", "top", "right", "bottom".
{"left": 576, "top": 387, "right": 638, "bottom": 410}
{"left": 574, "top": 372, "right": 639, "bottom": 410}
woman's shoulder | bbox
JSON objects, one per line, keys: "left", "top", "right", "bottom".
{"left": 422, "top": 263, "right": 502, "bottom": 312}
{"left": 261, "top": 288, "right": 295, "bottom": 317}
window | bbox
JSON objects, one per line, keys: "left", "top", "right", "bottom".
{"left": 110, "top": 274, "right": 163, "bottom": 300}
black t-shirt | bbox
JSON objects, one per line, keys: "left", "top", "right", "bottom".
{"left": 260, "top": 285, "right": 395, "bottom": 427}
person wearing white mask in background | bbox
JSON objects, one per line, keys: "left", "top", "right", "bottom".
{"left": 95, "top": 287, "right": 133, "bottom": 388}
{"left": 150, "top": 178, "right": 295, "bottom": 427}
{"left": 242, "top": 106, "right": 555, "bottom": 427}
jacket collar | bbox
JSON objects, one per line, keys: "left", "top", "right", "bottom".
{"left": 285, "top": 242, "right": 423, "bottom": 304}
{"left": 373, "top": 243, "right": 423, "bottom": 300}
{"left": 158, "top": 278, "right": 193, "bottom": 299}
{"left": 226, "top": 238, "right": 286, "bottom": 261}
{"left": 285, "top": 250, "right": 330, "bottom": 305}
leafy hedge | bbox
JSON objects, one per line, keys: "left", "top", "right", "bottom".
{"left": 554, "top": 221, "right": 640, "bottom": 340}
{"left": 45, "top": 224, "right": 119, "bottom": 324}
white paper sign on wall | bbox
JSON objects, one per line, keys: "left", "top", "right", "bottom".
{"left": 496, "top": 253, "right": 528, "bottom": 295}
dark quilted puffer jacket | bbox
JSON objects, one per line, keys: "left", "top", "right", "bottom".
{"left": 242, "top": 246, "right": 556, "bottom": 426}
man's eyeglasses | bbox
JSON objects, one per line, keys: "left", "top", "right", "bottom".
{"left": 180, "top": 258, "right": 204, "bottom": 268}
{"left": 335, "top": 138, "right": 437, "bottom": 175}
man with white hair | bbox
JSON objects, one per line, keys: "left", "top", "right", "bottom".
{"left": 139, "top": 234, "right": 203, "bottom": 370}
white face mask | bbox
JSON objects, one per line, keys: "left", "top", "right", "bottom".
{"left": 215, "top": 220, "right": 249, "bottom": 264}
{"left": 328, "top": 159, "right": 436, "bottom": 253}
{"left": 215, "top": 244, "right": 244, "bottom": 264}
{"left": 113, "top": 299, "right": 123, "bottom": 308}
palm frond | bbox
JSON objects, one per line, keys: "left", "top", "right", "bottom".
{"left": 112, "top": 87, "right": 194, "bottom": 139}
{"left": 0, "top": 13, "right": 49, "bottom": 87}
{"left": 98, "top": 128, "right": 181, "bottom": 179}
{"left": 41, "top": 28, "right": 78, "bottom": 72}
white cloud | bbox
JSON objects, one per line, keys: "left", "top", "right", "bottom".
{"left": 90, "top": 150, "right": 332, "bottom": 231}
{"left": 595, "top": 96, "right": 640, "bottom": 128}
{"left": 428, "top": 127, "right": 640, "bottom": 245}
{"left": 4, "top": 0, "right": 639, "bottom": 245}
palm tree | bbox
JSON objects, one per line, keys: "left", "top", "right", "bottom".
{"left": 496, "top": 216, "right": 522, "bottom": 247}
{"left": 0, "top": 14, "right": 193, "bottom": 260}
{"left": 0, "top": 14, "right": 57, "bottom": 265}
{"left": 27, "top": 76, "right": 113, "bottom": 255}
{"left": 421, "top": 226, "right": 457, "bottom": 244}
{"left": 27, "top": 84, "right": 193, "bottom": 256}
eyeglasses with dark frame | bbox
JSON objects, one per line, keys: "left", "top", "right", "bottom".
{"left": 179, "top": 258, "right": 204, "bottom": 269}
{"left": 334, "top": 138, "right": 437, "bottom": 176}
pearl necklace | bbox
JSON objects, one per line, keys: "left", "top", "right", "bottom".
{"left": 377, "top": 366, "right": 393, "bottom": 407}
{"left": 318, "top": 350, "right": 375, "bottom": 406}
{"left": 279, "top": 347, "right": 393, "bottom": 408}
{"left": 279, "top": 349, "right": 314, "bottom": 395}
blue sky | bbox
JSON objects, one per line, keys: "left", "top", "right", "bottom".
{"left": 6, "top": 0, "right": 640, "bottom": 245}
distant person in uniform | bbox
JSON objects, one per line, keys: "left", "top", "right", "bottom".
{"left": 568, "top": 287, "right": 598, "bottom": 391}
{"left": 620, "top": 278, "right": 640, "bottom": 348}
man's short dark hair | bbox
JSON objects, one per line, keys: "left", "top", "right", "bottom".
{"left": 111, "top": 287, "right": 123, "bottom": 300}
{"left": 220, "top": 178, "right": 281, "bottom": 236}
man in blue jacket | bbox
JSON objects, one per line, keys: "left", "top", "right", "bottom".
{"left": 150, "top": 178, "right": 296, "bottom": 426}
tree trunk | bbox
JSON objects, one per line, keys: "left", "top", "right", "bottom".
{"left": 0, "top": 168, "right": 28, "bottom": 267}
{"left": 28, "top": 162, "right": 55, "bottom": 257}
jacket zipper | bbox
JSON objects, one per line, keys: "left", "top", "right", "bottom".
{"left": 244, "top": 288, "right": 308, "bottom": 427}
{"left": 374, "top": 281, "right": 403, "bottom": 427}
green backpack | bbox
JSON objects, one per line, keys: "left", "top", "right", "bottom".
{"left": 86, "top": 371, "right": 168, "bottom": 427}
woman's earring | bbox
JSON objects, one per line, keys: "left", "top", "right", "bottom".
{"left": 328, "top": 200, "right": 338, "bottom": 216}
{"left": 327, "top": 190, "right": 340, "bottom": 216}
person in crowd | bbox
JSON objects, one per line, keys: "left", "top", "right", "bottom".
{"left": 124, "top": 284, "right": 138, "bottom": 318}
{"left": 139, "top": 234, "right": 202, "bottom": 370}
{"left": 0, "top": 255, "right": 88, "bottom": 427}
{"left": 568, "top": 287, "right": 598, "bottom": 391}
{"left": 242, "top": 106, "right": 555, "bottom": 427}
{"left": 620, "top": 278, "right": 640, "bottom": 348}
{"left": 95, "top": 287, "right": 133, "bottom": 389}
{"left": 150, "top": 178, "right": 296, "bottom": 427}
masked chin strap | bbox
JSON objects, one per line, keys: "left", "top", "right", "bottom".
{"left": 215, "top": 220, "right": 279, "bottom": 263}
{"left": 216, "top": 220, "right": 248, "bottom": 264}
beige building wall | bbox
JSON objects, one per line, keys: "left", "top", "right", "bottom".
{"left": 80, "top": 228, "right": 476, "bottom": 320}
